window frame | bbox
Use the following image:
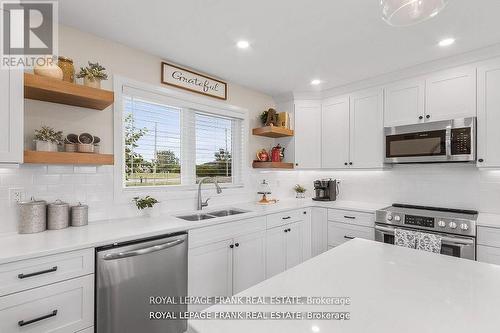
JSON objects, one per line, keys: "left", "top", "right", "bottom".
{"left": 113, "top": 76, "right": 248, "bottom": 200}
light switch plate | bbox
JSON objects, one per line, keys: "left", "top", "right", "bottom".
{"left": 9, "top": 188, "right": 25, "bottom": 206}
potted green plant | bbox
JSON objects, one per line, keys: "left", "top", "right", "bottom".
{"left": 133, "top": 196, "right": 160, "bottom": 217}
{"left": 76, "top": 61, "right": 108, "bottom": 88}
{"left": 259, "top": 110, "right": 269, "bottom": 126}
{"left": 34, "top": 126, "right": 63, "bottom": 152}
{"left": 294, "top": 184, "right": 307, "bottom": 199}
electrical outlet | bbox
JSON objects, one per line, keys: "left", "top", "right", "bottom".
{"left": 9, "top": 188, "right": 25, "bottom": 206}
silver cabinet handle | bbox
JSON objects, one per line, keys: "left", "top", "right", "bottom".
{"left": 103, "top": 239, "right": 184, "bottom": 260}
{"left": 374, "top": 226, "right": 474, "bottom": 246}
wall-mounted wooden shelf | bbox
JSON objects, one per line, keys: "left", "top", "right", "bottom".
{"left": 252, "top": 126, "right": 294, "bottom": 138}
{"left": 24, "top": 151, "right": 114, "bottom": 165}
{"left": 252, "top": 161, "right": 294, "bottom": 169}
{"left": 24, "top": 73, "right": 114, "bottom": 110}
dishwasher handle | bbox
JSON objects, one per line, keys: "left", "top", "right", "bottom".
{"left": 102, "top": 238, "right": 184, "bottom": 260}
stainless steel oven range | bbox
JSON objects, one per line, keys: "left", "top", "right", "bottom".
{"left": 375, "top": 204, "right": 477, "bottom": 260}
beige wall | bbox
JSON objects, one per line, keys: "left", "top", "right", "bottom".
{"left": 25, "top": 25, "right": 275, "bottom": 160}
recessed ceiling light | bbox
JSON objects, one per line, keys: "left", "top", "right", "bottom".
{"left": 311, "top": 79, "right": 321, "bottom": 85}
{"left": 438, "top": 38, "right": 455, "bottom": 47}
{"left": 236, "top": 40, "right": 250, "bottom": 49}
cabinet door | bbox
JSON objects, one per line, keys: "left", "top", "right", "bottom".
{"left": 0, "top": 68, "right": 23, "bottom": 163}
{"left": 285, "top": 221, "right": 304, "bottom": 270}
{"left": 477, "top": 58, "right": 500, "bottom": 167}
{"left": 311, "top": 207, "right": 328, "bottom": 257}
{"left": 477, "top": 245, "right": 500, "bottom": 265}
{"left": 265, "top": 226, "right": 287, "bottom": 278}
{"left": 349, "top": 88, "right": 384, "bottom": 168}
{"left": 425, "top": 66, "right": 476, "bottom": 122}
{"left": 188, "top": 239, "right": 233, "bottom": 310}
{"left": 384, "top": 78, "right": 425, "bottom": 126}
{"left": 321, "top": 96, "right": 350, "bottom": 168}
{"left": 232, "top": 231, "right": 266, "bottom": 294}
{"left": 294, "top": 100, "right": 321, "bottom": 169}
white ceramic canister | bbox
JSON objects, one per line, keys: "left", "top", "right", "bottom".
{"left": 18, "top": 199, "right": 47, "bottom": 234}
{"left": 71, "top": 203, "right": 88, "bottom": 227}
{"left": 47, "top": 200, "right": 70, "bottom": 230}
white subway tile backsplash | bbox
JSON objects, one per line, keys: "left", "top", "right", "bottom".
{"left": 47, "top": 165, "right": 75, "bottom": 174}
{"left": 33, "top": 174, "right": 61, "bottom": 185}
{"left": 61, "top": 174, "right": 87, "bottom": 184}
{"left": 74, "top": 166, "right": 97, "bottom": 174}
{"left": 1, "top": 174, "right": 33, "bottom": 186}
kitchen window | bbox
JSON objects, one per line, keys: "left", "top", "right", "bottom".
{"left": 119, "top": 82, "right": 244, "bottom": 189}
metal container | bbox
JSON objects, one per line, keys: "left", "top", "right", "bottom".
{"left": 18, "top": 199, "right": 47, "bottom": 234}
{"left": 71, "top": 203, "right": 88, "bottom": 227}
{"left": 47, "top": 200, "right": 70, "bottom": 230}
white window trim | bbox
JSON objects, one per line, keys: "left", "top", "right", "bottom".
{"left": 113, "top": 75, "right": 249, "bottom": 203}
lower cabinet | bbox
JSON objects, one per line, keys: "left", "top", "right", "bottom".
{"left": 0, "top": 274, "right": 94, "bottom": 333}
{"left": 477, "top": 245, "right": 500, "bottom": 265}
{"left": 188, "top": 226, "right": 266, "bottom": 311}
{"left": 311, "top": 207, "right": 328, "bottom": 256}
{"left": 265, "top": 221, "right": 305, "bottom": 278}
{"left": 327, "top": 221, "right": 374, "bottom": 248}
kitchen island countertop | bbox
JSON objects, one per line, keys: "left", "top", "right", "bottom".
{"left": 188, "top": 239, "right": 500, "bottom": 333}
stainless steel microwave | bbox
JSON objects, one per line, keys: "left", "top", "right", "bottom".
{"left": 384, "top": 117, "right": 476, "bottom": 164}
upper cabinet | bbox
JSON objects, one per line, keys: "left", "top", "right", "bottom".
{"left": 384, "top": 78, "right": 425, "bottom": 127}
{"left": 321, "top": 96, "right": 350, "bottom": 168}
{"left": 0, "top": 68, "right": 23, "bottom": 164}
{"left": 425, "top": 66, "right": 476, "bottom": 122}
{"left": 477, "top": 58, "right": 500, "bottom": 167}
{"left": 349, "top": 88, "right": 384, "bottom": 168}
{"left": 294, "top": 100, "right": 321, "bottom": 169}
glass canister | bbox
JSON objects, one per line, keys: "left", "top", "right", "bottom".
{"left": 48, "top": 200, "right": 70, "bottom": 230}
{"left": 71, "top": 203, "right": 88, "bottom": 227}
{"left": 18, "top": 199, "right": 47, "bottom": 234}
{"left": 58, "top": 56, "right": 75, "bottom": 83}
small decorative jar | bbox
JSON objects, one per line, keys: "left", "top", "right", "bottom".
{"left": 58, "top": 56, "right": 75, "bottom": 83}
{"left": 47, "top": 200, "right": 70, "bottom": 230}
{"left": 296, "top": 192, "right": 306, "bottom": 199}
{"left": 83, "top": 77, "right": 101, "bottom": 89}
{"left": 18, "top": 199, "right": 47, "bottom": 234}
{"left": 34, "top": 56, "right": 63, "bottom": 80}
{"left": 71, "top": 203, "right": 88, "bottom": 227}
{"left": 35, "top": 140, "right": 58, "bottom": 152}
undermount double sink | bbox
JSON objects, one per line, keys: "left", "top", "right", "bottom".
{"left": 177, "top": 209, "right": 249, "bottom": 221}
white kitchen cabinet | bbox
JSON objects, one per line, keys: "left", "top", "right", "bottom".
{"left": 266, "top": 220, "right": 305, "bottom": 278}
{"left": 425, "top": 65, "right": 476, "bottom": 122}
{"left": 285, "top": 221, "right": 304, "bottom": 270}
{"left": 294, "top": 100, "right": 321, "bottom": 169}
{"left": 0, "top": 67, "right": 23, "bottom": 163}
{"left": 477, "top": 245, "right": 500, "bottom": 265}
{"left": 188, "top": 239, "right": 233, "bottom": 311}
{"left": 321, "top": 96, "right": 350, "bottom": 168}
{"left": 349, "top": 87, "right": 384, "bottom": 168}
{"left": 311, "top": 207, "right": 328, "bottom": 257}
{"left": 477, "top": 58, "right": 500, "bottom": 167}
{"left": 384, "top": 78, "right": 425, "bottom": 127}
{"left": 327, "top": 222, "right": 374, "bottom": 248}
{"left": 232, "top": 231, "right": 266, "bottom": 294}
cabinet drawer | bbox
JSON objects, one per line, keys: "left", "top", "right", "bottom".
{"left": 0, "top": 274, "right": 94, "bottom": 333}
{"left": 328, "top": 222, "right": 374, "bottom": 247}
{"left": 477, "top": 226, "right": 500, "bottom": 248}
{"left": 266, "top": 210, "right": 304, "bottom": 229}
{"left": 328, "top": 209, "right": 374, "bottom": 227}
{"left": 477, "top": 245, "right": 500, "bottom": 265}
{"left": 0, "top": 249, "right": 94, "bottom": 296}
{"left": 76, "top": 328, "right": 93, "bottom": 333}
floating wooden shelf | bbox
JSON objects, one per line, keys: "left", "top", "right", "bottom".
{"left": 24, "top": 73, "right": 114, "bottom": 110}
{"left": 252, "top": 126, "right": 294, "bottom": 138}
{"left": 252, "top": 161, "right": 294, "bottom": 169}
{"left": 24, "top": 151, "right": 114, "bottom": 165}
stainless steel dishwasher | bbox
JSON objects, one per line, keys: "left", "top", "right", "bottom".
{"left": 96, "top": 232, "right": 187, "bottom": 333}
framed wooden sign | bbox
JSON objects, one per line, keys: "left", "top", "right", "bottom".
{"left": 161, "top": 62, "right": 227, "bottom": 100}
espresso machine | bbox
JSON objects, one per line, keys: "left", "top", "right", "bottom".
{"left": 313, "top": 179, "right": 338, "bottom": 201}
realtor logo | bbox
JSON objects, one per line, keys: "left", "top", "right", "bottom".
{"left": 1, "top": 0, "right": 58, "bottom": 68}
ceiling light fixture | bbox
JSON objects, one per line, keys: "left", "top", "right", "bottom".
{"left": 310, "top": 79, "right": 321, "bottom": 85}
{"left": 438, "top": 37, "right": 455, "bottom": 47}
{"left": 381, "top": 0, "right": 449, "bottom": 27}
{"left": 236, "top": 40, "right": 250, "bottom": 49}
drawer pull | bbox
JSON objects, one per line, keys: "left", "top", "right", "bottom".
{"left": 18, "top": 266, "right": 58, "bottom": 279}
{"left": 282, "top": 216, "right": 291, "bottom": 220}
{"left": 18, "top": 310, "right": 58, "bottom": 327}
{"left": 344, "top": 235, "right": 355, "bottom": 240}
{"left": 343, "top": 215, "right": 356, "bottom": 219}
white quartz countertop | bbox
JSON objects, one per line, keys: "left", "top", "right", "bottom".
{"left": 0, "top": 199, "right": 386, "bottom": 264}
{"left": 188, "top": 239, "right": 500, "bottom": 333}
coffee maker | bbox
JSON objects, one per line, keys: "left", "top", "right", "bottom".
{"left": 313, "top": 179, "right": 338, "bottom": 201}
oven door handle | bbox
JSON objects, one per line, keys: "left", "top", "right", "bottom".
{"left": 374, "top": 225, "right": 474, "bottom": 246}
{"left": 445, "top": 127, "right": 452, "bottom": 160}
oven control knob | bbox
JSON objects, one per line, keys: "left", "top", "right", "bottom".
{"left": 394, "top": 215, "right": 401, "bottom": 222}
{"left": 438, "top": 220, "right": 446, "bottom": 228}
{"left": 386, "top": 214, "right": 393, "bottom": 221}
{"left": 460, "top": 223, "right": 469, "bottom": 231}
{"left": 449, "top": 222, "right": 457, "bottom": 229}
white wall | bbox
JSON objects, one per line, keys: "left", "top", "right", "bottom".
{"left": 0, "top": 25, "right": 276, "bottom": 234}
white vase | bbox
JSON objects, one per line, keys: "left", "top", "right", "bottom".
{"left": 141, "top": 207, "right": 160, "bottom": 218}
{"left": 35, "top": 140, "right": 58, "bottom": 152}
{"left": 83, "top": 77, "right": 101, "bottom": 89}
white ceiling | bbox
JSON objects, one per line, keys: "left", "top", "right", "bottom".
{"left": 58, "top": 0, "right": 500, "bottom": 96}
